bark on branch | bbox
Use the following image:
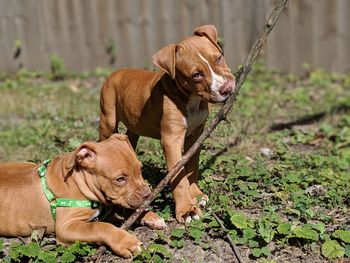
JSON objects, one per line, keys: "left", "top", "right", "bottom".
{"left": 122, "top": 0, "right": 288, "bottom": 230}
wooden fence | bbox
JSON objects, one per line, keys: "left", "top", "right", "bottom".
{"left": 0, "top": 0, "right": 349, "bottom": 75}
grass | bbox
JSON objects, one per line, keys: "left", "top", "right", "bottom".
{"left": 0, "top": 62, "right": 349, "bottom": 262}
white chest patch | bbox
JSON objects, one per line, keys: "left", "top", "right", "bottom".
{"left": 184, "top": 97, "right": 208, "bottom": 136}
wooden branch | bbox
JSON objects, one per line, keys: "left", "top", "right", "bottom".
{"left": 213, "top": 213, "right": 244, "bottom": 263}
{"left": 122, "top": 0, "right": 288, "bottom": 230}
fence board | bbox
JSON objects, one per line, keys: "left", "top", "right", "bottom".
{"left": 0, "top": 0, "right": 349, "bottom": 74}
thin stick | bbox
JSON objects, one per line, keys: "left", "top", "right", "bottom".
{"left": 122, "top": 0, "right": 288, "bottom": 230}
{"left": 213, "top": 213, "right": 244, "bottom": 263}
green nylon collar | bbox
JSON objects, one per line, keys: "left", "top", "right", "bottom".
{"left": 38, "top": 159, "right": 99, "bottom": 220}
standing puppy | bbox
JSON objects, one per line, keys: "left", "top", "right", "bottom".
{"left": 99, "top": 25, "right": 235, "bottom": 222}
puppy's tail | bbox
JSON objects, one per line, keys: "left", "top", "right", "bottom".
{"left": 99, "top": 79, "right": 118, "bottom": 141}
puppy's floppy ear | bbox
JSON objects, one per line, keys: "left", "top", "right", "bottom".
{"left": 75, "top": 142, "right": 97, "bottom": 169}
{"left": 65, "top": 142, "right": 97, "bottom": 171}
{"left": 193, "top": 25, "right": 222, "bottom": 52}
{"left": 152, "top": 44, "right": 176, "bottom": 79}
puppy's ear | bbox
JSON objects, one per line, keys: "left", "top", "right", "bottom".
{"left": 75, "top": 143, "right": 97, "bottom": 169}
{"left": 194, "top": 25, "right": 222, "bottom": 52}
{"left": 63, "top": 142, "right": 96, "bottom": 179}
{"left": 152, "top": 44, "right": 176, "bottom": 79}
{"left": 66, "top": 142, "right": 96, "bottom": 168}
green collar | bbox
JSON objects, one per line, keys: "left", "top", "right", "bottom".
{"left": 38, "top": 159, "right": 100, "bottom": 220}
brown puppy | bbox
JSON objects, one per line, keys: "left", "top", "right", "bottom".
{"left": 99, "top": 25, "right": 235, "bottom": 222}
{"left": 0, "top": 134, "right": 150, "bottom": 258}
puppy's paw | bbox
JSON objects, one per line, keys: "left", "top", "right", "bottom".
{"left": 190, "top": 184, "right": 208, "bottom": 207}
{"left": 175, "top": 203, "right": 202, "bottom": 223}
{"left": 184, "top": 213, "right": 201, "bottom": 224}
{"left": 115, "top": 232, "right": 142, "bottom": 258}
{"left": 140, "top": 211, "right": 167, "bottom": 230}
{"left": 197, "top": 195, "right": 209, "bottom": 207}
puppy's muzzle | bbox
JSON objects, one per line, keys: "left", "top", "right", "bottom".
{"left": 219, "top": 79, "right": 235, "bottom": 97}
{"left": 137, "top": 185, "right": 151, "bottom": 200}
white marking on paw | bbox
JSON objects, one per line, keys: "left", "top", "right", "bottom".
{"left": 199, "top": 199, "right": 207, "bottom": 207}
{"left": 185, "top": 216, "right": 192, "bottom": 224}
{"left": 136, "top": 245, "right": 142, "bottom": 254}
{"left": 193, "top": 214, "right": 200, "bottom": 220}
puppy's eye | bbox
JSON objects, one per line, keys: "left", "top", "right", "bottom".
{"left": 114, "top": 176, "right": 126, "bottom": 185}
{"left": 192, "top": 72, "right": 204, "bottom": 81}
{"left": 216, "top": 54, "right": 224, "bottom": 65}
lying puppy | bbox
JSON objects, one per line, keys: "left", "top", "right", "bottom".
{"left": 99, "top": 25, "right": 235, "bottom": 222}
{"left": 0, "top": 134, "right": 151, "bottom": 258}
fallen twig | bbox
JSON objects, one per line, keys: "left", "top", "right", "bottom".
{"left": 122, "top": 0, "right": 288, "bottom": 230}
{"left": 213, "top": 213, "right": 244, "bottom": 263}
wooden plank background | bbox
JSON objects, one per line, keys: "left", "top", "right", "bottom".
{"left": 0, "top": 0, "right": 349, "bottom": 75}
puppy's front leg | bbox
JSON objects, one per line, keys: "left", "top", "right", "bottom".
{"left": 161, "top": 134, "right": 200, "bottom": 222}
{"left": 185, "top": 125, "right": 208, "bottom": 207}
{"left": 56, "top": 220, "right": 140, "bottom": 258}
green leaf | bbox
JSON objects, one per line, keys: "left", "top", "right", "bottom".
{"left": 153, "top": 254, "right": 164, "bottom": 263}
{"left": 171, "top": 228, "right": 185, "bottom": 239}
{"left": 38, "top": 251, "right": 57, "bottom": 263}
{"left": 312, "top": 223, "right": 326, "bottom": 235}
{"left": 208, "top": 219, "right": 220, "bottom": 228}
{"left": 230, "top": 212, "right": 248, "bottom": 229}
{"left": 277, "top": 223, "right": 291, "bottom": 235}
{"left": 9, "top": 242, "right": 22, "bottom": 260}
{"left": 229, "top": 229, "right": 238, "bottom": 239}
{"left": 88, "top": 248, "right": 97, "bottom": 256}
{"left": 248, "top": 240, "right": 259, "bottom": 248}
{"left": 170, "top": 239, "right": 185, "bottom": 248}
{"left": 251, "top": 247, "right": 262, "bottom": 258}
{"left": 67, "top": 242, "right": 81, "bottom": 254}
{"left": 293, "top": 227, "right": 319, "bottom": 241}
{"left": 321, "top": 240, "right": 345, "bottom": 259}
{"left": 332, "top": 230, "right": 350, "bottom": 243}
{"left": 0, "top": 240, "right": 3, "bottom": 251}
{"left": 188, "top": 227, "right": 203, "bottom": 240}
{"left": 258, "top": 219, "right": 275, "bottom": 243}
{"left": 148, "top": 243, "right": 172, "bottom": 259}
{"left": 345, "top": 245, "right": 350, "bottom": 257}
{"left": 243, "top": 228, "right": 256, "bottom": 240}
{"left": 21, "top": 242, "right": 41, "bottom": 258}
{"left": 60, "top": 251, "right": 76, "bottom": 263}
{"left": 66, "top": 241, "right": 90, "bottom": 256}
{"left": 189, "top": 219, "right": 206, "bottom": 230}
{"left": 260, "top": 246, "right": 271, "bottom": 256}
{"left": 158, "top": 205, "right": 171, "bottom": 221}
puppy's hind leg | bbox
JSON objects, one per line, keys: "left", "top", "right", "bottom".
{"left": 99, "top": 82, "right": 119, "bottom": 141}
